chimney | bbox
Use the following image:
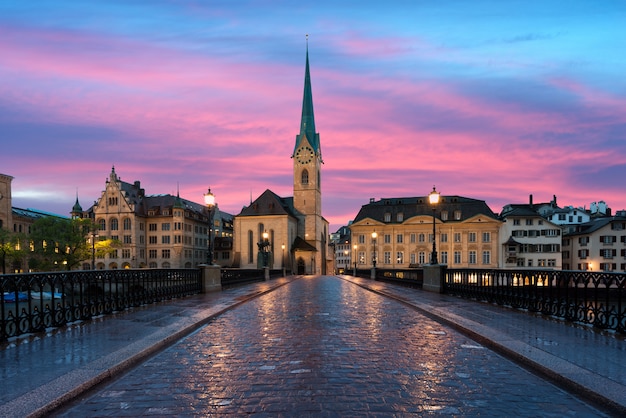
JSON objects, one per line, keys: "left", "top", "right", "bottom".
{"left": 529, "top": 194, "right": 533, "bottom": 206}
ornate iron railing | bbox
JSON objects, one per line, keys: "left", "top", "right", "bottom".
{"left": 1, "top": 269, "right": 201, "bottom": 342}
{"left": 445, "top": 268, "right": 626, "bottom": 334}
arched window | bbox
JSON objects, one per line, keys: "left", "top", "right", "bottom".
{"left": 248, "top": 230, "right": 254, "bottom": 263}
{"left": 123, "top": 218, "right": 131, "bottom": 230}
{"left": 301, "top": 169, "right": 309, "bottom": 185}
{"left": 110, "top": 218, "right": 119, "bottom": 231}
{"left": 98, "top": 219, "right": 106, "bottom": 231}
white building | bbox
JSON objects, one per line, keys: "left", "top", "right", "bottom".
{"left": 499, "top": 201, "right": 562, "bottom": 269}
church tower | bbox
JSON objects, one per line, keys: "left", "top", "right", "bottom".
{"left": 292, "top": 42, "right": 328, "bottom": 274}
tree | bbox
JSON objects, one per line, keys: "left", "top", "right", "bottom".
{"left": 29, "top": 217, "right": 96, "bottom": 271}
{"left": 0, "top": 228, "right": 25, "bottom": 274}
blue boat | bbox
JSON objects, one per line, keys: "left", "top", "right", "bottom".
{"left": 2, "top": 292, "right": 30, "bottom": 302}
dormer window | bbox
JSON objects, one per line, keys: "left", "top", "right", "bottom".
{"left": 384, "top": 212, "right": 391, "bottom": 222}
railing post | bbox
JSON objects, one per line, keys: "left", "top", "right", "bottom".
{"left": 200, "top": 264, "right": 222, "bottom": 293}
{"left": 423, "top": 264, "right": 445, "bottom": 293}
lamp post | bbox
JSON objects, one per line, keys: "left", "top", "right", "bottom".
{"left": 91, "top": 230, "right": 98, "bottom": 270}
{"left": 204, "top": 188, "right": 216, "bottom": 265}
{"left": 344, "top": 250, "right": 349, "bottom": 274}
{"left": 353, "top": 244, "right": 357, "bottom": 276}
{"left": 281, "top": 244, "right": 286, "bottom": 277}
{"left": 259, "top": 231, "right": 270, "bottom": 268}
{"left": 429, "top": 185, "right": 440, "bottom": 265}
{"left": 371, "top": 231, "right": 377, "bottom": 268}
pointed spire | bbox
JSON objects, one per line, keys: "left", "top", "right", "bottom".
{"left": 294, "top": 36, "right": 320, "bottom": 156}
{"left": 71, "top": 189, "right": 83, "bottom": 218}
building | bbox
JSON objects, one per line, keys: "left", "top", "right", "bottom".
{"left": 233, "top": 46, "right": 331, "bottom": 274}
{"left": 78, "top": 167, "right": 232, "bottom": 269}
{"left": 0, "top": 174, "right": 13, "bottom": 231}
{"left": 563, "top": 213, "right": 626, "bottom": 271}
{"left": 499, "top": 197, "right": 563, "bottom": 269}
{"left": 350, "top": 195, "right": 500, "bottom": 269}
{"left": 330, "top": 224, "right": 352, "bottom": 274}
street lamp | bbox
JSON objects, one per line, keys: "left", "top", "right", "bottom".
{"left": 258, "top": 231, "right": 270, "bottom": 268}
{"left": 429, "top": 185, "right": 440, "bottom": 265}
{"left": 281, "top": 244, "right": 286, "bottom": 276}
{"left": 344, "top": 250, "right": 349, "bottom": 274}
{"left": 371, "top": 231, "right": 377, "bottom": 268}
{"left": 204, "top": 188, "right": 216, "bottom": 265}
{"left": 353, "top": 244, "right": 357, "bottom": 276}
{"left": 91, "top": 230, "right": 99, "bottom": 270}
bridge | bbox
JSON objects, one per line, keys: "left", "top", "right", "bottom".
{"left": 1, "top": 272, "right": 625, "bottom": 416}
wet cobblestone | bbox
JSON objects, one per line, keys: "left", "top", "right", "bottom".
{"left": 54, "top": 276, "right": 608, "bottom": 417}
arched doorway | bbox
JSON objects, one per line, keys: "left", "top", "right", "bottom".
{"left": 297, "top": 257, "right": 306, "bottom": 275}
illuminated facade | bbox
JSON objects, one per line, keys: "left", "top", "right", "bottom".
{"left": 233, "top": 46, "right": 330, "bottom": 274}
{"left": 350, "top": 196, "right": 500, "bottom": 269}
{"left": 81, "top": 167, "right": 232, "bottom": 269}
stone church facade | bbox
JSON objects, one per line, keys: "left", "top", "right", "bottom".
{"left": 233, "top": 47, "right": 330, "bottom": 274}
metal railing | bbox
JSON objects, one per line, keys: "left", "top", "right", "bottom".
{"left": 220, "top": 268, "right": 282, "bottom": 288}
{"left": 445, "top": 268, "right": 626, "bottom": 334}
{"left": 1, "top": 269, "right": 202, "bottom": 342}
{"left": 372, "top": 268, "right": 424, "bottom": 288}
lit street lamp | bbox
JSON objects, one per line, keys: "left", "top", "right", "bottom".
{"left": 371, "top": 231, "right": 377, "bottom": 268}
{"left": 91, "top": 230, "right": 99, "bottom": 270}
{"left": 204, "top": 188, "right": 216, "bottom": 265}
{"left": 353, "top": 244, "right": 357, "bottom": 276}
{"left": 281, "top": 244, "right": 286, "bottom": 277}
{"left": 429, "top": 186, "right": 440, "bottom": 265}
{"left": 258, "top": 231, "right": 270, "bottom": 268}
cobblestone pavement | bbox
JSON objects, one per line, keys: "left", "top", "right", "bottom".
{"left": 54, "top": 276, "right": 608, "bottom": 417}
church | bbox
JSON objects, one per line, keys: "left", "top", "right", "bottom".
{"left": 232, "top": 46, "right": 330, "bottom": 274}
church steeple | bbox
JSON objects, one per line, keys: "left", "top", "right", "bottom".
{"left": 293, "top": 38, "right": 321, "bottom": 157}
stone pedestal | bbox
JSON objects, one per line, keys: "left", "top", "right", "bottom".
{"left": 423, "top": 264, "right": 444, "bottom": 293}
{"left": 264, "top": 267, "right": 270, "bottom": 281}
{"left": 370, "top": 268, "right": 376, "bottom": 279}
{"left": 200, "top": 264, "right": 221, "bottom": 293}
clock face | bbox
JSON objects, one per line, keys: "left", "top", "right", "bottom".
{"left": 295, "top": 146, "right": 314, "bottom": 164}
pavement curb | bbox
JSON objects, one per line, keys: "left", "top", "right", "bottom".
{"left": 0, "top": 278, "right": 294, "bottom": 418}
{"left": 341, "top": 276, "right": 626, "bottom": 417}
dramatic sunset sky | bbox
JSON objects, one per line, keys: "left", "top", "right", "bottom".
{"left": 1, "top": 1, "right": 625, "bottom": 231}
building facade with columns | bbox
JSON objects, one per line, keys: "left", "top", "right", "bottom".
{"left": 350, "top": 195, "right": 501, "bottom": 269}
{"left": 233, "top": 46, "right": 330, "bottom": 274}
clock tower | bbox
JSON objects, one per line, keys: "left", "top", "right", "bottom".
{"left": 292, "top": 43, "right": 328, "bottom": 274}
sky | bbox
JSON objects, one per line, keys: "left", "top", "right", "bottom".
{"left": 1, "top": 1, "right": 625, "bottom": 232}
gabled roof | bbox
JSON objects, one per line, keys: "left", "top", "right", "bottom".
{"left": 237, "top": 189, "right": 300, "bottom": 218}
{"left": 352, "top": 195, "right": 498, "bottom": 224}
{"left": 564, "top": 216, "right": 626, "bottom": 237}
{"left": 500, "top": 205, "right": 542, "bottom": 218}
{"left": 292, "top": 236, "right": 317, "bottom": 252}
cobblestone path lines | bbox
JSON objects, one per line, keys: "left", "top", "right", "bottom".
{"left": 55, "top": 276, "right": 607, "bottom": 417}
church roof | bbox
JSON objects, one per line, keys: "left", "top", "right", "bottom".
{"left": 237, "top": 189, "right": 300, "bottom": 218}
{"left": 292, "top": 236, "right": 318, "bottom": 252}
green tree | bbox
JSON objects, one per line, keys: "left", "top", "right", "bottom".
{"left": 0, "top": 228, "right": 26, "bottom": 274}
{"left": 29, "top": 217, "right": 96, "bottom": 271}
